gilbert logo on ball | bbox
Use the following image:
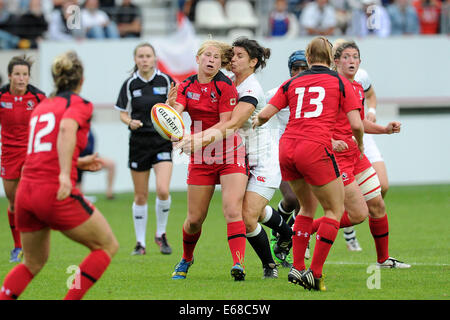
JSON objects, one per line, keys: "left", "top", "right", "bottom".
{"left": 151, "top": 103, "right": 185, "bottom": 141}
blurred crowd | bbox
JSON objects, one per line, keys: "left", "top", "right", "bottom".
{"left": 0, "top": 0, "right": 142, "bottom": 49}
{"left": 267, "top": 0, "right": 450, "bottom": 37}
{"left": 1, "top": 0, "right": 449, "bottom": 50}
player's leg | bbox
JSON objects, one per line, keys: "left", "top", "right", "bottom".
{"left": 372, "top": 161, "right": 389, "bottom": 198}
{"left": 61, "top": 208, "right": 119, "bottom": 300}
{"left": 172, "top": 184, "right": 214, "bottom": 279}
{"left": 220, "top": 172, "right": 248, "bottom": 281}
{"left": 287, "top": 179, "right": 318, "bottom": 276}
{"left": 2, "top": 178, "right": 22, "bottom": 262}
{"left": 99, "top": 157, "right": 116, "bottom": 200}
{"left": 0, "top": 228, "right": 51, "bottom": 300}
{"left": 242, "top": 190, "right": 278, "bottom": 278}
{"left": 153, "top": 161, "right": 173, "bottom": 254}
{"left": 130, "top": 169, "right": 150, "bottom": 254}
{"left": 302, "top": 178, "right": 344, "bottom": 290}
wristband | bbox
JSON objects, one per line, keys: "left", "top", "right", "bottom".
{"left": 368, "top": 108, "right": 376, "bottom": 115}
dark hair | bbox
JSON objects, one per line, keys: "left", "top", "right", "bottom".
{"left": 51, "top": 51, "right": 84, "bottom": 94}
{"left": 232, "top": 37, "right": 271, "bottom": 71}
{"left": 8, "top": 55, "right": 33, "bottom": 76}
{"left": 333, "top": 41, "right": 361, "bottom": 60}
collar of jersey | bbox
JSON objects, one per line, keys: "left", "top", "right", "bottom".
{"left": 135, "top": 69, "right": 159, "bottom": 83}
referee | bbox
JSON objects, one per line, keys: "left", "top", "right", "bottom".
{"left": 115, "top": 42, "right": 174, "bottom": 256}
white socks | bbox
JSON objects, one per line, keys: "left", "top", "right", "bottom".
{"left": 132, "top": 202, "right": 148, "bottom": 247}
{"left": 133, "top": 196, "right": 171, "bottom": 245}
{"left": 155, "top": 196, "right": 171, "bottom": 238}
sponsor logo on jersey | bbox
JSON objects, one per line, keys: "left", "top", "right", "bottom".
{"left": 342, "top": 172, "right": 349, "bottom": 182}
{"left": 26, "top": 100, "right": 35, "bottom": 110}
{"left": 230, "top": 98, "right": 236, "bottom": 106}
{"left": 132, "top": 89, "right": 142, "bottom": 97}
{"left": 187, "top": 91, "right": 200, "bottom": 101}
{"left": 153, "top": 87, "right": 167, "bottom": 95}
{"left": 0, "top": 102, "right": 13, "bottom": 109}
{"left": 210, "top": 92, "right": 217, "bottom": 103}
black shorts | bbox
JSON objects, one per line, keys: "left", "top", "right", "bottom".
{"left": 129, "top": 132, "right": 173, "bottom": 171}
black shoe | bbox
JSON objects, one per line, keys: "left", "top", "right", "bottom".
{"left": 155, "top": 233, "right": 172, "bottom": 255}
{"left": 263, "top": 263, "right": 278, "bottom": 279}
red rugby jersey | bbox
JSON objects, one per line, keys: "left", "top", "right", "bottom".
{"left": 176, "top": 71, "right": 240, "bottom": 161}
{"left": 0, "top": 84, "right": 46, "bottom": 148}
{"left": 21, "top": 92, "right": 93, "bottom": 185}
{"left": 269, "top": 65, "right": 360, "bottom": 148}
{"left": 332, "top": 80, "right": 365, "bottom": 153}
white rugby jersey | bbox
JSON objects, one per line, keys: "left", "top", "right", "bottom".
{"left": 266, "top": 87, "right": 289, "bottom": 137}
{"left": 234, "top": 73, "right": 278, "bottom": 156}
{"left": 355, "top": 68, "right": 371, "bottom": 92}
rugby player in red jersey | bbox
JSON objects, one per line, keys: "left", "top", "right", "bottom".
{"left": 0, "top": 51, "right": 119, "bottom": 300}
{"left": 168, "top": 40, "right": 248, "bottom": 281}
{"left": 0, "top": 55, "right": 45, "bottom": 263}
{"left": 312, "top": 40, "right": 410, "bottom": 269}
{"left": 253, "top": 37, "right": 364, "bottom": 291}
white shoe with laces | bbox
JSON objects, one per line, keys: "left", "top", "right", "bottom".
{"left": 377, "top": 257, "right": 411, "bottom": 269}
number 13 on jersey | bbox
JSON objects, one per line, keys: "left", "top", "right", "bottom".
{"left": 295, "top": 86, "right": 325, "bottom": 119}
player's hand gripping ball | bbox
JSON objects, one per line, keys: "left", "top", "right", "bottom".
{"left": 151, "top": 103, "right": 185, "bottom": 141}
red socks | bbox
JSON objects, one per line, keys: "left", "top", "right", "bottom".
{"left": 0, "top": 264, "right": 34, "bottom": 300}
{"left": 292, "top": 215, "right": 313, "bottom": 271}
{"left": 182, "top": 227, "right": 201, "bottom": 262}
{"left": 227, "top": 221, "right": 246, "bottom": 265}
{"left": 311, "top": 211, "right": 353, "bottom": 234}
{"left": 369, "top": 214, "right": 389, "bottom": 263}
{"left": 310, "top": 217, "right": 340, "bottom": 278}
{"left": 8, "top": 209, "right": 21, "bottom": 249}
{"left": 64, "top": 250, "right": 111, "bottom": 300}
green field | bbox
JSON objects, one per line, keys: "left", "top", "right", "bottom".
{"left": 0, "top": 184, "right": 449, "bottom": 301}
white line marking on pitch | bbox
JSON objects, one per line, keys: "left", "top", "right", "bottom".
{"left": 325, "top": 261, "right": 450, "bottom": 267}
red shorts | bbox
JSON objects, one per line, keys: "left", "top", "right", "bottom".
{"left": 279, "top": 138, "right": 340, "bottom": 186}
{"left": 188, "top": 140, "right": 248, "bottom": 185}
{"left": 15, "top": 180, "right": 95, "bottom": 232}
{"left": 1, "top": 146, "right": 26, "bottom": 180}
{"left": 335, "top": 149, "right": 372, "bottom": 186}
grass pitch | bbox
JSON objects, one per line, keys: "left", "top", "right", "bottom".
{"left": 0, "top": 184, "right": 448, "bottom": 301}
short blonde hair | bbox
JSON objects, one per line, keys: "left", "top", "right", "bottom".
{"left": 197, "top": 39, "right": 233, "bottom": 69}
{"left": 305, "top": 36, "right": 333, "bottom": 67}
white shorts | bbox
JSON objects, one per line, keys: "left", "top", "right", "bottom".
{"left": 245, "top": 129, "right": 281, "bottom": 201}
{"left": 363, "top": 134, "right": 384, "bottom": 163}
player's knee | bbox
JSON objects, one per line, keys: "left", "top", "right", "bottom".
{"left": 105, "top": 236, "right": 119, "bottom": 258}
{"left": 368, "top": 196, "right": 386, "bottom": 218}
{"left": 156, "top": 188, "right": 170, "bottom": 201}
{"left": 134, "top": 194, "right": 147, "bottom": 205}
{"left": 25, "top": 256, "right": 48, "bottom": 276}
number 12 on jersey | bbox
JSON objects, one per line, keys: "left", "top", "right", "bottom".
{"left": 295, "top": 86, "right": 325, "bottom": 119}
{"left": 27, "top": 112, "right": 56, "bottom": 154}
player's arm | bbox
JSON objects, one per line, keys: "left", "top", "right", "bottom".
{"left": 346, "top": 109, "right": 364, "bottom": 156}
{"left": 120, "top": 111, "right": 142, "bottom": 130}
{"left": 253, "top": 104, "right": 279, "bottom": 128}
{"left": 56, "top": 118, "right": 78, "bottom": 201}
{"left": 365, "top": 86, "right": 377, "bottom": 122}
{"left": 77, "top": 152, "right": 103, "bottom": 172}
{"left": 363, "top": 119, "right": 401, "bottom": 134}
{"left": 166, "top": 82, "right": 185, "bottom": 115}
{"left": 204, "top": 101, "right": 255, "bottom": 138}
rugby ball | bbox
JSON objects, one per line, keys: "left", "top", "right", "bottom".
{"left": 151, "top": 103, "right": 185, "bottom": 141}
